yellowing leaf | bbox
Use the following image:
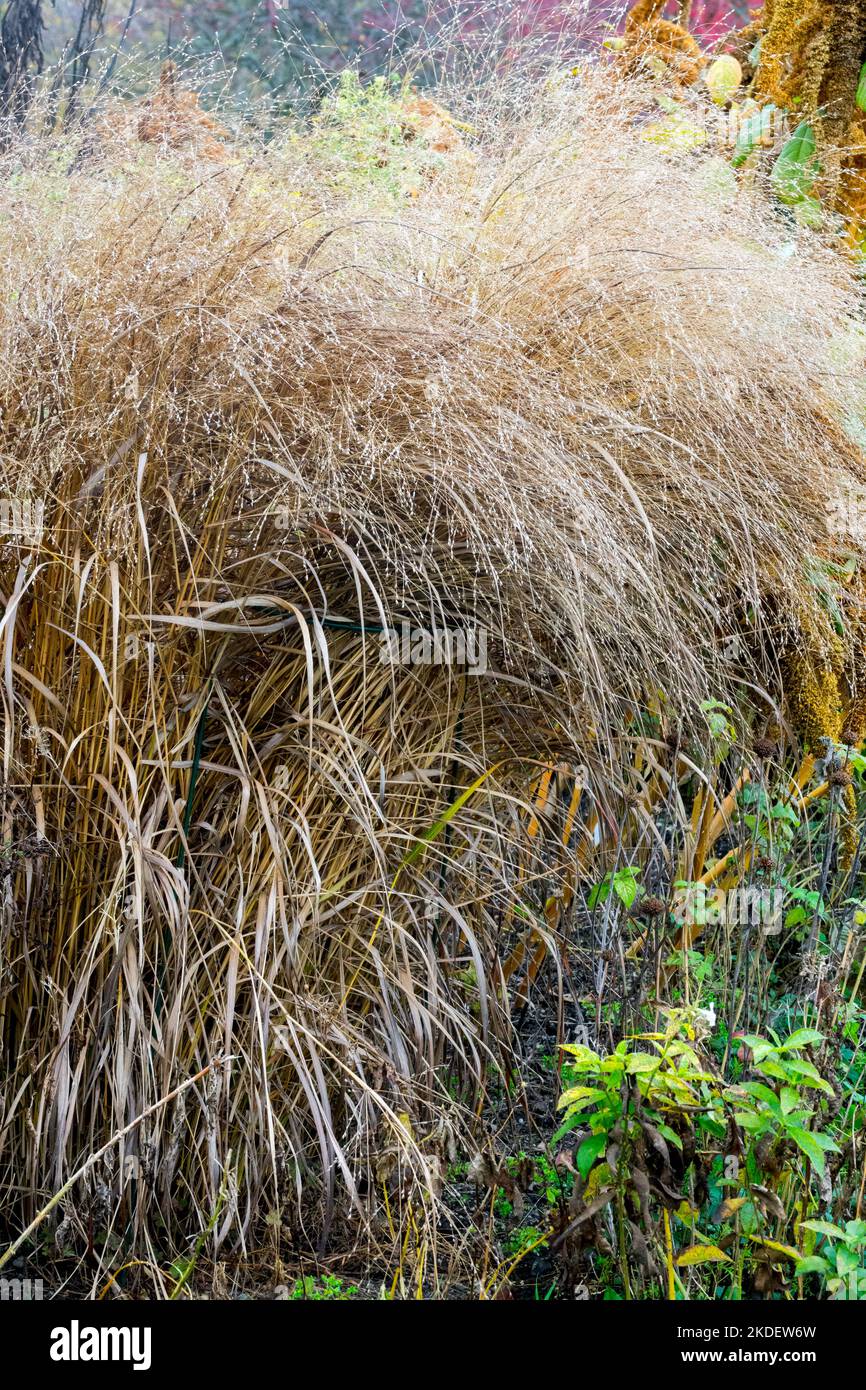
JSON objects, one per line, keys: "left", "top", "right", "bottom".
{"left": 625, "top": 1053, "right": 660, "bottom": 1074}
{"left": 405, "top": 763, "right": 502, "bottom": 864}
{"left": 583, "top": 1162, "right": 612, "bottom": 1201}
{"left": 675, "top": 1244, "right": 730, "bottom": 1266}
{"left": 715, "top": 1196, "right": 748, "bottom": 1221}
{"left": 560, "top": 1043, "right": 600, "bottom": 1068}
{"left": 557, "top": 1085, "right": 605, "bottom": 1109}
{"left": 641, "top": 117, "right": 707, "bottom": 153}
{"left": 746, "top": 1235, "right": 802, "bottom": 1262}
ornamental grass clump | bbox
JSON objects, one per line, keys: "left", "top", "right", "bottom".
{"left": 0, "top": 57, "right": 865, "bottom": 1286}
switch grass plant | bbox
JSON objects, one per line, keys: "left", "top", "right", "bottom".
{"left": 1, "top": 43, "right": 866, "bottom": 1297}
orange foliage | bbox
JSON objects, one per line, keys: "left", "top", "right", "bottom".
{"left": 621, "top": 0, "right": 705, "bottom": 87}
{"left": 134, "top": 61, "right": 228, "bottom": 160}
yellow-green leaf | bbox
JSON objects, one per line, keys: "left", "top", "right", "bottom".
{"left": 746, "top": 1235, "right": 802, "bottom": 1262}
{"left": 641, "top": 117, "right": 707, "bottom": 153}
{"left": 705, "top": 55, "right": 742, "bottom": 106}
{"left": 404, "top": 763, "right": 502, "bottom": 865}
{"left": 557, "top": 1086, "right": 605, "bottom": 1109}
{"left": 714, "top": 1196, "right": 748, "bottom": 1221}
{"left": 675, "top": 1244, "right": 730, "bottom": 1267}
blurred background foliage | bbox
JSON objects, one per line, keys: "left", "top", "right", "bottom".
{"left": 6, "top": 0, "right": 761, "bottom": 121}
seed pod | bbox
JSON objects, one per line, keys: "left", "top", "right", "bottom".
{"left": 638, "top": 895, "right": 667, "bottom": 918}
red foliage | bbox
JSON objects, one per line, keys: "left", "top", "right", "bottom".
{"left": 682, "top": 2, "right": 760, "bottom": 41}
{"left": 356, "top": 1, "right": 760, "bottom": 53}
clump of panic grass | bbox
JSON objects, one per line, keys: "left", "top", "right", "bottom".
{"left": 0, "top": 49, "right": 865, "bottom": 1293}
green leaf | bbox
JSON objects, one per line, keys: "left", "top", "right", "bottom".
{"left": 738, "top": 1035, "right": 776, "bottom": 1062}
{"left": 756, "top": 1060, "right": 790, "bottom": 1082}
{"left": 794, "top": 1256, "right": 829, "bottom": 1277}
{"left": 576, "top": 1132, "right": 607, "bottom": 1180}
{"left": 810, "top": 1131, "right": 840, "bottom": 1152}
{"left": 734, "top": 1110, "right": 765, "bottom": 1134}
{"left": 786, "top": 1125, "right": 827, "bottom": 1173}
{"left": 781, "top": 1059, "right": 833, "bottom": 1093}
{"left": 857, "top": 61, "right": 866, "bottom": 114}
{"left": 780, "top": 1086, "right": 799, "bottom": 1115}
{"left": 737, "top": 1081, "right": 782, "bottom": 1114}
{"left": 770, "top": 121, "right": 819, "bottom": 206}
{"left": 587, "top": 871, "right": 640, "bottom": 911}
{"left": 781, "top": 1028, "right": 824, "bottom": 1051}
{"left": 587, "top": 879, "right": 609, "bottom": 910}
{"left": 837, "top": 1247, "right": 860, "bottom": 1276}
{"left": 612, "top": 867, "right": 640, "bottom": 910}
{"left": 560, "top": 1044, "right": 601, "bottom": 1069}
{"left": 552, "top": 1112, "right": 589, "bottom": 1144}
{"left": 625, "top": 1052, "right": 659, "bottom": 1075}
{"left": 656, "top": 1123, "right": 684, "bottom": 1151}
{"left": 732, "top": 105, "right": 776, "bottom": 168}
{"left": 404, "top": 763, "right": 502, "bottom": 865}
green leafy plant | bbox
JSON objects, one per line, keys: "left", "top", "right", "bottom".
{"left": 310, "top": 70, "right": 440, "bottom": 199}
{"left": 550, "top": 1011, "right": 850, "bottom": 1299}
{"left": 556, "top": 1010, "right": 718, "bottom": 1169}
{"left": 724, "top": 1030, "right": 837, "bottom": 1176}
{"left": 505, "top": 1224, "right": 546, "bottom": 1257}
{"left": 533, "top": 1153, "right": 573, "bottom": 1208}
{"left": 796, "top": 1220, "right": 866, "bottom": 1299}
{"left": 288, "top": 1273, "right": 359, "bottom": 1301}
{"left": 587, "top": 866, "right": 642, "bottom": 912}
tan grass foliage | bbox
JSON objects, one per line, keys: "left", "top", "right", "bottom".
{"left": 0, "top": 60, "right": 865, "bottom": 1282}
